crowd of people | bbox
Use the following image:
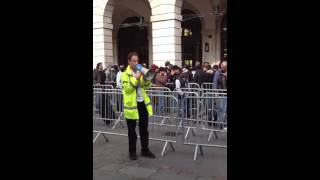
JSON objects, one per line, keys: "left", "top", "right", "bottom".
{"left": 93, "top": 60, "right": 227, "bottom": 91}
{"left": 93, "top": 59, "right": 227, "bottom": 131}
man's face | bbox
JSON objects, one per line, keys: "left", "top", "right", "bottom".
{"left": 99, "top": 64, "right": 103, "bottom": 70}
{"left": 221, "top": 62, "right": 227, "bottom": 72}
{"left": 128, "top": 55, "right": 139, "bottom": 70}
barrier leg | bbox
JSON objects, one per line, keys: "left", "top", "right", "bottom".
{"left": 199, "top": 145, "right": 204, "bottom": 156}
{"left": 185, "top": 127, "right": 191, "bottom": 140}
{"left": 208, "top": 131, "right": 213, "bottom": 142}
{"left": 194, "top": 145, "right": 198, "bottom": 160}
{"left": 208, "top": 130, "right": 219, "bottom": 142}
{"left": 160, "top": 117, "right": 166, "bottom": 126}
{"left": 169, "top": 142, "right": 175, "bottom": 152}
{"left": 161, "top": 141, "right": 168, "bottom": 157}
{"left": 93, "top": 132, "right": 101, "bottom": 143}
{"left": 214, "top": 131, "right": 219, "bottom": 139}
{"left": 112, "top": 112, "right": 123, "bottom": 129}
{"left": 102, "top": 133, "right": 109, "bottom": 143}
{"left": 191, "top": 128, "right": 196, "bottom": 136}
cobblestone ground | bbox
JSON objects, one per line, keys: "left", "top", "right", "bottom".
{"left": 93, "top": 131, "right": 227, "bottom": 180}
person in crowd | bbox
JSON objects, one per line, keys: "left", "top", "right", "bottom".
{"left": 150, "top": 64, "right": 159, "bottom": 85}
{"left": 175, "top": 68, "right": 191, "bottom": 118}
{"left": 104, "top": 65, "right": 111, "bottom": 82}
{"left": 203, "top": 65, "right": 214, "bottom": 83}
{"left": 155, "top": 67, "right": 167, "bottom": 114}
{"left": 94, "top": 63, "right": 105, "bottom": 85}
{"left": 165, "top": 61, "right": 171, "bottom": 70}
{"left": 203, "top": 62, "right": 210, "bottom": 70}
{"left": 213, "top": 61, "right": 227, "bottom": 89}
{"left": 156, "top": 67, "right": 167, "bottom": 88}
{"left": 107, "top": 65, "right": 118, "bottom": 86}
{"left": 166, "top": 65, "right": 179, "bottom": 91}
{"left": 213, "top": 61, "right": 227, "bottom": 130}
{"left": 94, "top": 63, "right": 114, "bottom": 125}
{"left": 190, "top": 64, "right": 204, "bottom": 86}
{"left": 116, "top": 65, "right": 125, "bottom": 88}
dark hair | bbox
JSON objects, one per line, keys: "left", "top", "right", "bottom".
{"left": 159, "top": 67, "right": 166, "bottom": 72}
{"left": 119, "top": 65, "right": 125, "bottom": 72}
{"left": 128, "top": 52, "right": 139, "bottom": 61}
{"left": 165, "top": 61, "right": 171, "bottom": 66}
{"left": 112, "top": 65, "right": 118, "bottom": 70}
{"left": 196, "top": 64, "right": 202, "bottom": 70}
{"left": 96, "top": 63, "right": 102, "bottom": 69}
{"left": 213, "top": 65, "right": 219, "bottom": 70}
{"left": 219, "top": 60, "right": 227, "bottom": 68}
{"left": 172, "top": 65, "right": 179, "bottom": 70}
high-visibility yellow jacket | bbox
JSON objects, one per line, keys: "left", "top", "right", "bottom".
{"left": 121, "top": 65, "right": 153, "bottom": 120}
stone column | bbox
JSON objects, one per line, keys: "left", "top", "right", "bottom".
{"left": 93, "top": 0, "right": 114, "bottom": 68}
{"left": 150, "top": 0, "right": 183, "bottom": 67}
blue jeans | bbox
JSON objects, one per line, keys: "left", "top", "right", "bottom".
{"left": 178, "top": 95, "right": 189, "bottom": 119}
{"left": 95, "top": 93, "right": 101, "bottom": 111}
{"left": 217, "top": 98, "right": 227, "bottom": 128}
{"left": 157, "top": 93, "right": 165, "bottom": 115}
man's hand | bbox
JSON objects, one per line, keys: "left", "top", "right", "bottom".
{"left": 135, "top": 64, "right": 143, "bottom": 71}
{"left": 134, "top": 71, "right": 142, "bottom": 80}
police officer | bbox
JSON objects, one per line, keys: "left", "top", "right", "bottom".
{"left": 121, "top": 52, "right": 156, "bottom": 160}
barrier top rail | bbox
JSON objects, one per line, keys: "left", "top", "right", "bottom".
{"left": 93, "top": 84, "right": 114, "bottom": 89}
{"left": 149, "top": 86, "right": 171, "bottom": 91}
{"left": 188, "top": 83, "right": 200, "bottom": 89}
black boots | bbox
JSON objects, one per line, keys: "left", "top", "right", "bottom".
{"left": 129, "top": 153, "right": 137, "bottom": 160}
{"left": 141, "top": 149, "right": 156, "bottom": 158}
{"left": 129, "top": 150, "right": 156, "bottom": 160}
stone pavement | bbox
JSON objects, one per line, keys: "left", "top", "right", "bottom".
{"left": 93, "top": 133, "right": 227, "bottom": 180}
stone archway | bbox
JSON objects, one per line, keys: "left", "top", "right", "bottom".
{"left": 117, "top": 16, "right": 149, "bottom": 67}
{"left": 93, "top": 0, "right": 183, "bottom": 68}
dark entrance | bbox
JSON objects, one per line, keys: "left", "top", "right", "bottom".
{"left": 181, "top": 9, "right": 202, "bottom": 67}
{"left": 220, "top": 15, "right": 227, "bottom": 61}
{"left": 117, "top": 16, "right": 149, "bottom": 67}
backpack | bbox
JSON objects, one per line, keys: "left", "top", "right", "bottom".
{"left": 166, "top": 74, "right": 177, "bottom": 91}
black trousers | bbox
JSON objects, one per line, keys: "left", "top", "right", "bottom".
{"left": 126, "top": 102, "right": 149, "bottom": 154}
{"left": 99, "top": 94, "right": 115, "bottom": 124}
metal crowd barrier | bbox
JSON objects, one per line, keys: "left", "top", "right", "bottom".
{"left": 201, "top": 83, "right": 215, "bottom": 89}
{"left": 188, "top": 83, "right": 200, "bottom": 89}
{"left": 93, "top": 84, "right": 114, "bottom": 89}
{"left": 166, "top": 82, "right": 174, "bottom": 87}
{"left": 149, "top": 86, "right": 171, "bottom": 92}
{"left": 93, "top": 87, "right": 227, "bottom": 160}
{"left": 174, "top": 87, "right": 227, "bottom": 96}
{"left": 93, "top": 90, "right": 124, "bottom": 144}
{"left": 93, "top": 90, "right": 179, "bottom": 157}
{"left": 181, "top": 93, "right": 227, "bottom": 160}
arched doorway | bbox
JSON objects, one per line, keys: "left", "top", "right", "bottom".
{"left": 220, "top": 15, "right": 227, "bottom": 61}
{"left": 181, "top": 9, "right": 202, "bottom": 67}
{"left": 117, "top": 16, "right": 149, "bottom": 67}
